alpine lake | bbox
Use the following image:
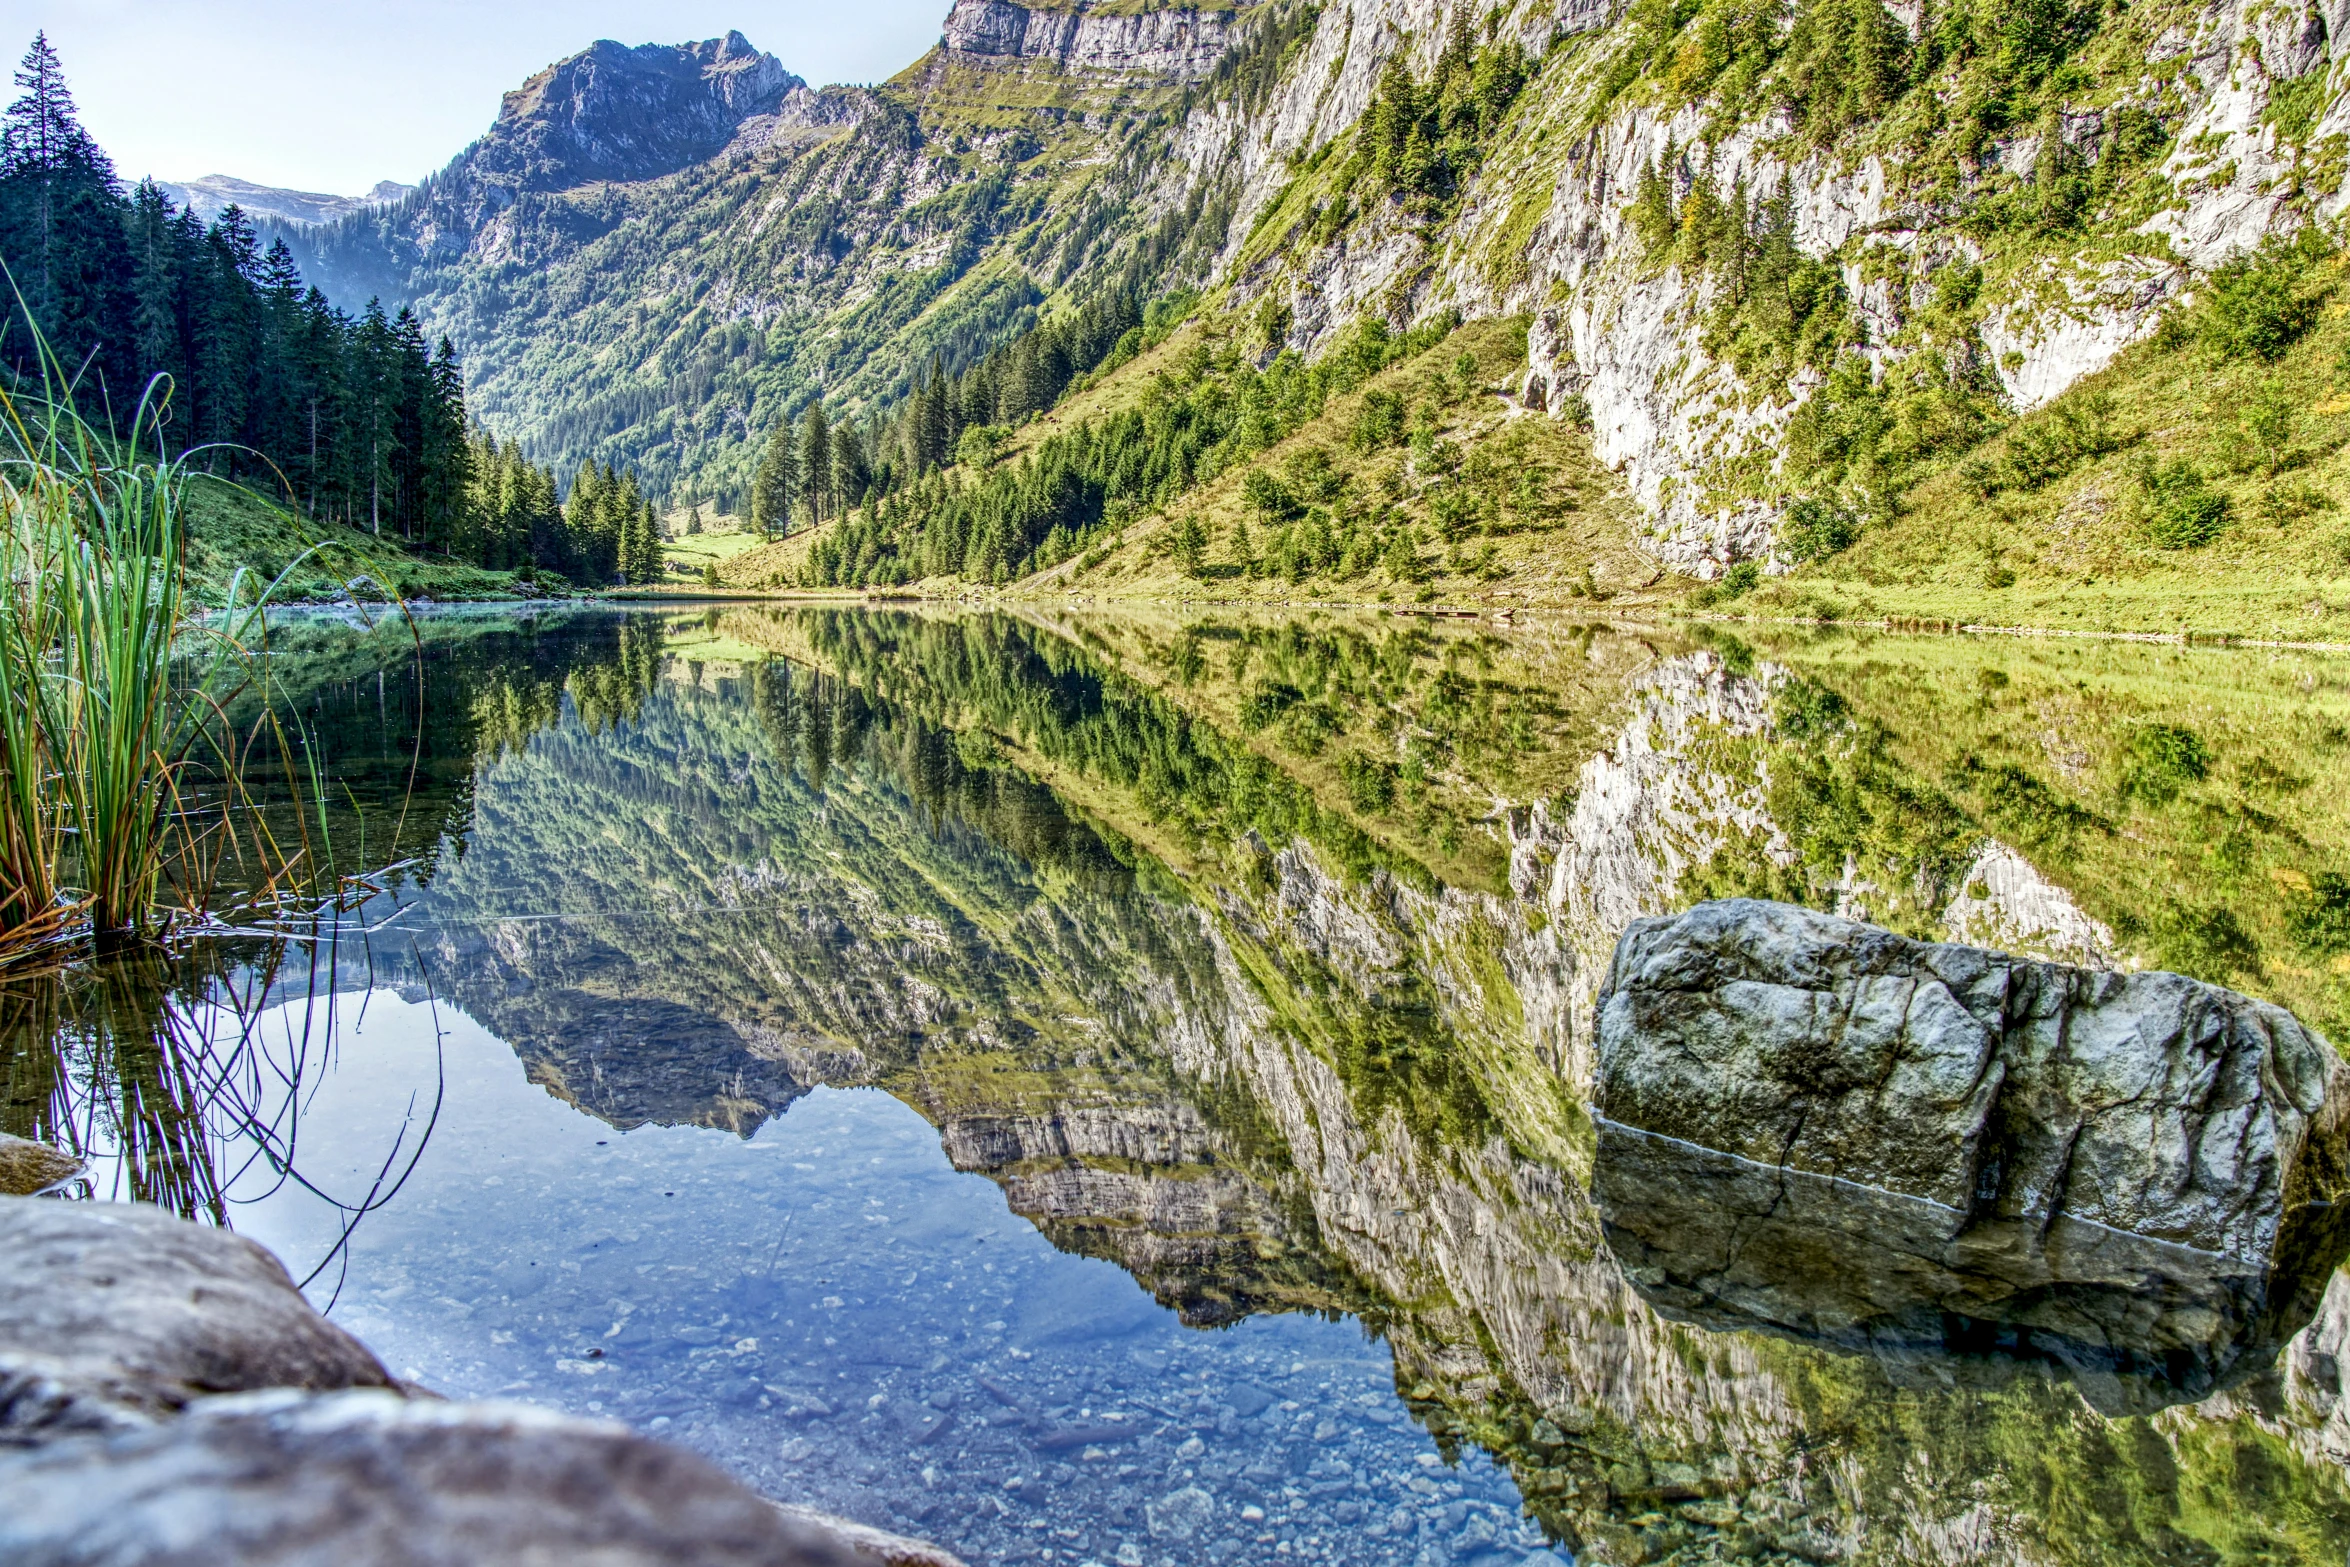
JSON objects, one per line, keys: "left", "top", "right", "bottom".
{"left": 11, "top": 601, "right": 2350, "bottom": 1567}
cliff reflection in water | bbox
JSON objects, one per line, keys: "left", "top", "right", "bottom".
{"left": 252, "top": 604, "right": 2350, "bottom": 1565}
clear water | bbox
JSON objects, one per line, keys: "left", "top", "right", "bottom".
{"left": 15, "top": 604, "right": 2350, "bottom": 1565}
{"left": 214, "top": 997, "right": 1540, "bottom": 1566}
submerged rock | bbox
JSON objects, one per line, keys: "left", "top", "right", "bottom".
{"left": 1592, "top": 899, "right": 2350, "bottom": 1406}
{"left": 0, "top": 1134, "right": 83, "bottom": 1197}
{"left": 0, "top": 1197, "right": 398, "bottom": 1442}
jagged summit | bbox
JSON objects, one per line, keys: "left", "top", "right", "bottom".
{"left": 471, "top": 30, "right": 805, "bottom": 189}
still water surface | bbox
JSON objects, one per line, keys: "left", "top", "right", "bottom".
{"left": 12, "top": 604, "right": 2350, "bottom": 1565}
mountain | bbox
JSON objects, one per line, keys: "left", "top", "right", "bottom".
{"left": 292, "top": 0, "right": 2350, "bottom": 628}
{"left": 155, "top": 174, "right": 414, "bottom": 228}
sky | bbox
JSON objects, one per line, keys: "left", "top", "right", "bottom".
{"left": 3, "top": 0, "right": 951, "bottom": 195}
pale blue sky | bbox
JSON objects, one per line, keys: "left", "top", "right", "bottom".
{"left": 5, "top": 1, "right": 951, "bottom": 195}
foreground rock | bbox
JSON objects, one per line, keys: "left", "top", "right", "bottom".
{"left": 1592, "top": 900, "right": 2350, "bottom": 1406}
{"left": 0, "top": 1133, "right": 83, "bottom": 1197}
{"left": 0, "top": 1197, "right": 398, "bottom": 1441}
{"left": 0, "top": 1198, "right": 962, "bottom": 1566}
{"left": 0, "top": 1390, "right": 897, "bottom": 1567}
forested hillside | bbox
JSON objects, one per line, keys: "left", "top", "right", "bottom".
{"left": 0, "top": 35, "right": 469, "bottom": 549}
{"left": 20, "top": 0, "right": 2350, "bottom": 623}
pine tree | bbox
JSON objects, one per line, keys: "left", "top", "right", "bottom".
{"left": 1, "top": 32, "right": 99, "bottom": 317}
{"left": 751, "top": 414, "right": 796, "bottom": 538}
{"left": 1171, "top": 514, "right": 1210, "bottom": 579}
{"left": 800, "top": 401, "right": 833, "bottom": 521}
{"left": 419, "top": 336, "right": 469, "bottom": 555}
{"left": 830, "top": 423, "right": 869, "bottom": 512}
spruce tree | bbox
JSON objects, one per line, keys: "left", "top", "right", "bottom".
{"left": 751, "top": 414, "right": 795, "bottom": 538}
{"left": 799, "top": 401, "right": 832, "bottom": 522}
{"left": 830, "top": 423, "right": 869, "bottom": 512}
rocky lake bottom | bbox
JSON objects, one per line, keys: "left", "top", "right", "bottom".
{"left": 194, "top": 993, "right": 1546, "bottom": 1567}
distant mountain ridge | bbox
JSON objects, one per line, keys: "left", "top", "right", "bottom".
{"left": 156, "top": 174, "right": 414, "bottom": 229}
{"left": 287, "top": 6, "right": 1275, "bottom": 503}
{"left": 277, "top": 0, "right": 2350, "bottom": 612}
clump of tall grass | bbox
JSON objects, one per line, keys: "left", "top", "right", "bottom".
{"left": 0, "top": 339, "right": 320, "bottom": 963}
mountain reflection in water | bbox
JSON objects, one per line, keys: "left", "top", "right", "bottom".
{"left": 9, "top": 604, "right": 2350, "bottom": 1565}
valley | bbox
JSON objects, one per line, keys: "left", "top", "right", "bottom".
{"left": 13, "top": 2, "right": 2350, "bottom": 1563}
{"left": 184, "top": 0, "right": 2350, "bottom": 640}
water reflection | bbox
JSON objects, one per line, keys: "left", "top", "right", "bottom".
{"left": 9, "top": 605, "right": 2350, "bottom": 1564}
{"left": 1593, "top": 1117, "right": 2350, "bottom": 1417}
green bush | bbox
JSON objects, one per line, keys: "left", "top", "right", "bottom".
{"left": 1782, "top": 496, "right": 1861, "bottom": 562}
{"left": 2266, "top": 71, "right": 2328, "bottom": 146}
{"left": 2117, "top": 722, "right": 2210, "bottom": 806}
{"left": 1339, "top": 751, "right": 1399, "bottom": 813}
{"left": 1240, "top": 467, "right": 1297, "bottom": 522}
{"left": 1721, "top": 560, "right": 1762, "bottom": 597}
{"left": 1351, "top": 388, "right": 1408, "bottom": 451}
{"left": 2194, "top": 233, "right": 2329, "bottom": 363}
{"left": 2146, "top": 901, "right": 2262, "bottom": 981}
{"left": 1238, "top": 680, "right": 1302, "bottom": 731}
{"left": 2287, "top": 870, "right": 2350, "bottom": 954}
{"left": 2143, "top": 460, "right": 2231, "bottom": 548}
{"left": 1964, "top": 390, "right": 2129, "bottom": 496}
{"left": 1962, "top": 759, "right": 2107, "bottom": 860}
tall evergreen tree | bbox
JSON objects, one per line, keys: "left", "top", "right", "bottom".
{"left": 800, "top": 402, "right": 832, "bottom": 522}
{"left": 751, "top": 412, "right": 796, "bottom": 538}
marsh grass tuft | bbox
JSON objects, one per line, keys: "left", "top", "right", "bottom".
{"left": 0, "top": 327, "right": 341, "bottom": 963}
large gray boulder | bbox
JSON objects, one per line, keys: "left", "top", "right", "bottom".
{"left": 0, "top": 1389, "right": 882, "bottom": 1567}
{"left": 1591, "top": 900, "right": 2350, "bottom": 1403}
{"left": 0, "top": 1197, "right": 397, "bottom": 1442}
{"left": 0, "top": 1200, "right": 963, "bottom": 1565}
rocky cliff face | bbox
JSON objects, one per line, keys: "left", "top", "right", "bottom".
{"left": 1131, "top": 0, "right": 2350, "bottom": 572}
{"left": 293, "top": 0, "right": 2350, "bottom": 568}
{"left": 941, "top": 0, "right": 1253, "bottom": 80}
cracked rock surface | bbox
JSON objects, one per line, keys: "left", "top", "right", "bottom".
{"left": 0, "top": 1389, "right": 883, "bottom": 1567}
{"left": 1592, "top": 899, "right": 2350, "bottom": 1405}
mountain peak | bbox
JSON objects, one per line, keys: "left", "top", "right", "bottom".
{"left": 479, "top": 32, "right": 804, "bottom": 190}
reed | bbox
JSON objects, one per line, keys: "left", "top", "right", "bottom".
{"left": 0, "top": 332, "right": 311, "bottom": 962}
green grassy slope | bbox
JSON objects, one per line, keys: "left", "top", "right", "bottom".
{"left": 185, "top": 480, "right": 537, "bottom": 606}
{"left": 1760, "top": 271, "right": 2350, "bottom": 641}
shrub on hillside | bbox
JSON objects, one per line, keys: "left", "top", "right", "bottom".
{"left": 1782, "top": 496, "right": 1861, "bottom": 562}
{"left": 2288, "top": 870, "right": 2350, "bottom": 954}
{"left": 2117, "top": 723, "right": 2211, "bottom": 807}
{"left": 2193, "top": 232, "right": 2329, "bottom": 363}
{"left": 2142, "top": 460, "right": 2231, "bottom": 548}
{"left": 1963, "top": 390, "right": 2129, "bottom": 496}
{"left": 1351, "top": 389, "right": 1408, "bottom": 451}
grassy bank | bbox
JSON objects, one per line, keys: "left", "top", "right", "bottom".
{"left": 186, "top": 480, "right": 542, "bottom": 606}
